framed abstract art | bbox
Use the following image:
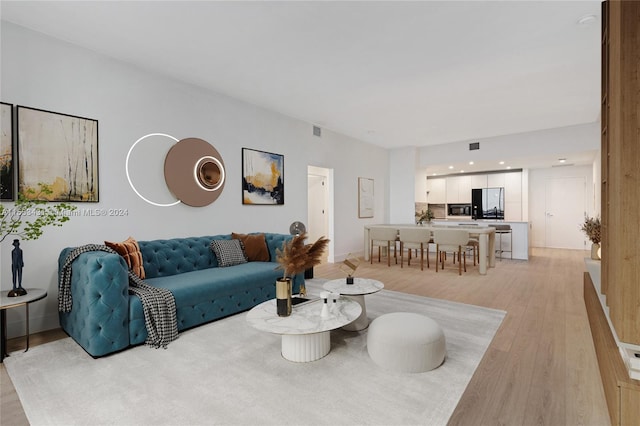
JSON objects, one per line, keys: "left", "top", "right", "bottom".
{"left": 241, "top": 148, "right": 284, "bottom": 205}
{"left": 17, "top": 106, "right": 98, "bottom": 202}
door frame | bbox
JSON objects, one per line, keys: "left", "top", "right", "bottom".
{"left": 308, "top": 165, "right": 334, "bottom": 263}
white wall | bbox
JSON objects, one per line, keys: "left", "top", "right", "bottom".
{"left": 528, "top": 165, "right": 594, "bottom": 248}
{"left": 415, "top": 168, "right": 428, "bottom": 203}
{"left": 0, "top": 23, "right": 389, "bottom": 336}
{"left": 389, "top": 147, "right": 417, "bottom": 224}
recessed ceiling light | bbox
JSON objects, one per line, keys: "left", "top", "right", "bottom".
{"left": 432, "top": 173, "right": 437, "bottom": 176}
{"left": 577, "top": 14, "right": 597, "bottom": 25}
{"left": 448, "top": 166, "right": 454, "bottom": 169}
{"left": 506, "top": 166, "right": 512, "bottom": 170}
{"left": 559, "top": 158, "right": 567, "bottom": 163}
{"left": 499, "top": 161, "right": 505, "bottom": 165}
{"left": 459, "top": 170, "right": 464, "bottom": 173}
{"left": 469, "top": 161, "right": 474, "bottom": 165}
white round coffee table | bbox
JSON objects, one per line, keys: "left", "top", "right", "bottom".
{"left": 323, "top": 278, "right": 384, "bottom": 331}
{"left": 246, "top": 297, "right": 361, "bottom": 362}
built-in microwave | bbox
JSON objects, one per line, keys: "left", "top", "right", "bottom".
{"left": 448, "top": 204, "right": 471, "bottom": 216}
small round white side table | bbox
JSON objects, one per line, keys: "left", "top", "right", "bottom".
{"left": 1, "top": 288, "right": 47, "bottom": 362}
{"left": 323, "top": 278, "right": 384, "bottom": 331}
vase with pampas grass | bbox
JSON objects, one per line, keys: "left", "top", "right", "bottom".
{"left": 580, "top": 215, "right": 601, "bottom": 260}
{"left": 275, "top": 233, "right": 329, "bottom": 316}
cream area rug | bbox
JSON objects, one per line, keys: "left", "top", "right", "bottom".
{"left": 4, "top": 279, "right": 505, "bottom": 426}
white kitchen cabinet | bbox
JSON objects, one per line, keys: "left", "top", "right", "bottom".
{"left": 504, "top": 172, "right": 522, "bottom": 221}
{"left": 470, "top": 174, "right": 487, "bottom": 189}
{"left": 487, "top": 173, "right": 505, "bottom": 188}
{"left": 446, "top": 175, "right": 471, "bottom": 203}
{"left": 458, "top": 175, "right": 472, "bottom": 203}
{"left": 428, "top": 172, "right": 521, "bottom": 218}
{"left": 504, "top": 201, "right": 522, "bottom": 221}
{"left": 445, "top": 176, "right": 460, "bottom": 203}
{"left": 426, "top": 178, "right": 446, "bottom": 204}
{"left": 505, "top": 172, "right": 522, "bottom": 199}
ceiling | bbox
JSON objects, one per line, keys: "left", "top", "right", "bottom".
{"left": 1, "top": 1, "right": 601, "bottom": 159}
{"left": 423, "top": 149, "right": 597, "bottom": 178}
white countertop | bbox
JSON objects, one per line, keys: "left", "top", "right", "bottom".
{"left": 433, "top": 219, "right": 529, "bottom": 224}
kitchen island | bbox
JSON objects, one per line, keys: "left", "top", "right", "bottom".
{"left": 431, "top": 220, "right": 530, "bottom": 260}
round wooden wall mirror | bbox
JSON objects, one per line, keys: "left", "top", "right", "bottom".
{"left": 164, "top": 138, "right": 226, "bottom": 207}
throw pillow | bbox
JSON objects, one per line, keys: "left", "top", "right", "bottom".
{"left": 104, "top": 236, "right": 146, "bottom": 279}
{"left": 231, "top": 232, "right": 270, "bottom": 262}
{"left": 210, "top": 239, "right": 248, "bottom": 267}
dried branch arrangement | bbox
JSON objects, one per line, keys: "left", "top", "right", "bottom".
{"left": 580, "top": 216, "right": 601, "bottom": 244}
{"left": 276, "top": 232, "right": 329, "bottom": 278}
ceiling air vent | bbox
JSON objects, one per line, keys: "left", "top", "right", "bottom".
{"left": 313, "top": 125, "right": 322, "bottom": 137}
{"left": 469, "top": 142, "right": 480, "bottom": 151}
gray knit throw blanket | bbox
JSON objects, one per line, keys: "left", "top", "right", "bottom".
{"left": 59, "top": 244, "right": 179, "bottom": 349}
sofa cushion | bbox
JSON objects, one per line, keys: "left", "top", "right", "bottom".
{"left": 129, "top": 262, "right": 304, "bottom": 345}
{"left": 137, "top": 234, "right": 291, "bottom": 278}
{"left": 232, "top": 232, "right": 270, "bottom": 262}
{"left": 105, "top": 236, "right": 146, "bottom": 279}
{"left": 210, "top": 239, "right": 248, "bottom": 267}
{"left": 144, "top": 262, "right": 279, "bottom": 307}
{"left": 139, "top": 237, "right": 216, "bottom": 278}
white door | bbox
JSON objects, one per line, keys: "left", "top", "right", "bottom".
{"left": 308, "top": 173, "right": 328, "bottom": 262}
{"left": 545, "top": 177, "right": 586, "bottom": 249}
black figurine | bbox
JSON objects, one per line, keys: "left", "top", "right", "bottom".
{"left": 9, "top": 239, "right": 27, "bottom": 297}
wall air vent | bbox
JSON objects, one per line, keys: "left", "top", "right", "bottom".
{"left": 313, "top": 125, "right": 322, "bottom": 137}
{"left": 469, "top": 142, "right": 480, "bottom": 150}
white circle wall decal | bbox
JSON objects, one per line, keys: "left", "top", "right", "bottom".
{"left": 126, "top": 133, "right": 181, "bottom": 207}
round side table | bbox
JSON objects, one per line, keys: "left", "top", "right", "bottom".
{"left": 323, "top": 278, "right": 384, "bottom": 331}
{"left": 1, "top": 288, "right": 47, "bottom": 363}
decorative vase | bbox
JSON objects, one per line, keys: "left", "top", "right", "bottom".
{"left": 591, "top": 243, "right": 601, "bottom": 260}
{"left": 276, "top": 278, "right": 292, "bottom": 317}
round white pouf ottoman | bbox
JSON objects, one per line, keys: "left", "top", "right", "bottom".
{"left": 367, "top": 312, "right": 446, "bottom": 373}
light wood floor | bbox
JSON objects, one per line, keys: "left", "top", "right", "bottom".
{"left": 1, "top": 248, "right": 610, "bottom": 425}
{"left": 317, "top": 247, "right": 610, "bottom": 425}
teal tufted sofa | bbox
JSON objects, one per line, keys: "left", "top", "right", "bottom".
{"left": 58, "top": 233, "right": 302, "bottom": 357}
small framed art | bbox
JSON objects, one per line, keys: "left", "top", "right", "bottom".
{"left": 242, "top": 148, "right": 284, "bottom": 205}
{"left": 358, "top": 177, "right": 374, "bottom": 218}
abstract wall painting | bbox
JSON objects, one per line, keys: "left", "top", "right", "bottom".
{"left": 242, "top": 148, "right": 284, "bottom": 205}
{"left": 1, "top": 102, "right": 13, "bottom": 200}
{"left": 17, "top": 106, "right": 98, "bottom": 202}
